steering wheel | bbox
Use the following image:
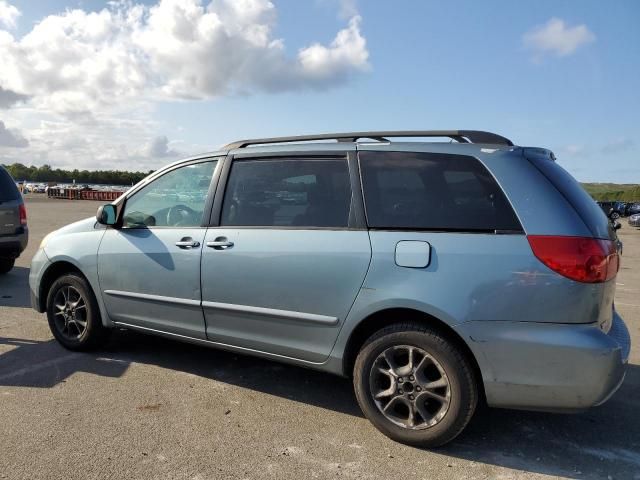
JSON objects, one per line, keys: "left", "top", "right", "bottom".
{"left": 166, "top": 204, "right": 196, "bottom": 226}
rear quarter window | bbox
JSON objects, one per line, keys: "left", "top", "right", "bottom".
{"left": 0, "top": 167, "right": 20, "bottom": 202}
{"left": 528, "top": 157, "right": 614, "bottom": 240}
{"left": 359, "top": 151, "right": 522, "bottom": 232}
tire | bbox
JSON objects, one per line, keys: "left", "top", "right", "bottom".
{"left": 46, "top": 273, "right": 110, "bottom": 351}
{"left": 0, "top": 258, "right": 15, "bottom": 274}
{"left": 353, "top": 323, "right": 477, "bottom": 447}
{"left": 611, "top": 212, "right": 620, "bottom": 219}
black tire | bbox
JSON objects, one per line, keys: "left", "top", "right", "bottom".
{"left": 46, "top": 273, "right": 110, "bottom": 351}
{"left": 611, "top": 212, "right": 620, "bottom": 219}
{"left": 0, "top": 258, "right": 15, "bottom": 274}
{"left": 353, "top": 323, "right": 477, "bottom": 447}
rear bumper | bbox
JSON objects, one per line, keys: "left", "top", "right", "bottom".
{"left": 0, "top": 228, "right": 28, "bottom": 258}
{"left": 455, "top": 312, "right": 630, "bottom": 411}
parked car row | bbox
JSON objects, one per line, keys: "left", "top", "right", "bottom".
{"left": 597, "top": 200, "right": 640, "bottom": 219}
{"left": 18, "top": 182, "right": 48, "bottom": 193}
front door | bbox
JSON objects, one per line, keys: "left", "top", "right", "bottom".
{"left": 201, "top": 156, "right": 371, "bottom": 362}
{"left": 98, "top": 159, "right": 219, "bottom": 338}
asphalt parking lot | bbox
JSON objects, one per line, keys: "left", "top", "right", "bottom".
{"left": 1, "top": 195, "right": 638, "bottom": 480}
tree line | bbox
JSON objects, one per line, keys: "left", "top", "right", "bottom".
{"left": 4, "top": 162, "right": 639, "bottom": 201}
{"left": 2, "top": 163, "right": 153, "bottom": 186}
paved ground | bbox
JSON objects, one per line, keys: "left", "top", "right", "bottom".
{"left": 0, "top": 195, "right": 638, "bottom": 480}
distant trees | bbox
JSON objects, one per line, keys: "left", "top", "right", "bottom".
{"left": 4, "top": 162, "right": 640, "bottom": 202}
{"left": 2, "top": 163, "right": 153, "bottom": 186}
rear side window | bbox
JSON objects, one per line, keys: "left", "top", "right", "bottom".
{"left": 0, "top": 167, "right": 20, "bottom": 202}
{"left": 359, "top": 151, "right": 521, "bottom": 232}
{"left": 529, "top": 157, "right": 614, "bottom": 240}
{"left": 221, "top": 158, "right": 351, "bottom": 228}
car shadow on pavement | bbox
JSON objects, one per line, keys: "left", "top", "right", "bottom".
{"left": 0, "top": 267, "right": 31, "bottom": 308}
{"left": 1, "top": 328, "right": 637, "bottom": 479}
{"left": 96, "top": 331, "right": 640, "bottom": 479}
{"left": 440, "top": 363, "right": 640, "bottom": 479}
{"left": 0, "top": 336, "right": 129, "bottom": 387}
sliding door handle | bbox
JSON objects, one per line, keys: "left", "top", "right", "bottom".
{"left": 206, "top": 238, "right": 234, "bottom": 250}
{"left": 175, "top": 238, "right": 200, "bottom": 248}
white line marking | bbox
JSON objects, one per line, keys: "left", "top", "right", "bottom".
{"left": 616, "top": 302, "right": 640, "bottom": 308}
{"left": 0, "top": 353, "right": 79, "bottom": 381}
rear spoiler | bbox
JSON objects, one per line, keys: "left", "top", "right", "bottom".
{"left": 522, "top": 147, "right": 556, "bottom": 161}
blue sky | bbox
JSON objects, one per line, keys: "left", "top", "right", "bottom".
{"left": 0, "top": 0, "right": 638, "bottom": 182}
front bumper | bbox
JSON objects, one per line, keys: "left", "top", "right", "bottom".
{"left": 455, "top": 312, "right": 630, "bottom": 411}
{"left": 29, "top": 247, "right": 50, "bottom": 312}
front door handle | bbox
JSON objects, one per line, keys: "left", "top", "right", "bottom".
{"left": 206, "top": 237, "right": 234, "bottom": 250}
{"left": 175, "top": 238, "right": 200, "bottom": 249}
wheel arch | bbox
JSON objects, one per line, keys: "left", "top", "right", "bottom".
{"left": 342, "top": 308, "right": 485, "bottom": 401}
{"left": 38, "top": 260, "right": 88, "bottom": 312}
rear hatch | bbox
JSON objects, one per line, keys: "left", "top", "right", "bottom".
{"left": 526, "top": 154, "right": 618, "bottom": 331}
{"left": 0, "top": 168, "right": 22, "bottom": 236}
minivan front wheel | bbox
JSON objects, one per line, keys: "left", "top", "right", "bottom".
{"left": 46, "top": 274, "right": 110, "bottom": 351}
{"left": 0, "top": 258, "right": 15, "bottom": 274}
{"left": 353, "top": 324, "right": 477, "bottom": 447}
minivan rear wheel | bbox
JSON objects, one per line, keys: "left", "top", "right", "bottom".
{"left": 353, "top": 323, "right": 477, "bottom": 447}
{"left": 46, "top": 274, "right": 110, "bottom": 351}
{"left": 0, "top": 258, "right": 15, "bottom": 274}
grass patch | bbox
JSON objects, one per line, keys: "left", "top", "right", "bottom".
{"left": 581, "top": 183, "right": 640, "bottom": 202}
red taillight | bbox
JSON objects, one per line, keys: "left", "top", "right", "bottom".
{"left": 19, "top": 203, "right": 27, "bottom": 226}
{"left": 527, "top": 235, "right": 619, "bottom": 283}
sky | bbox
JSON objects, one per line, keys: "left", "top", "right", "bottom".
{"left": 0, "top": 0, "right": 638, "bottom": 182}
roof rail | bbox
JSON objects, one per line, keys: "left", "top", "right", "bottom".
{"left": 223, "top": 130, "right": 514, "bottom": 150}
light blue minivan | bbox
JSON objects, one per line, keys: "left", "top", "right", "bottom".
{"left": 30, "top": 131, "right": 630, "bottom": 446}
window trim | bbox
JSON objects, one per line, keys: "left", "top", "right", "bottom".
{"left": 356, "top": 150, "right": 524, "bottom": 234}
{"left": 208, "top": 152, "right": 366, "bottom": 230}
{"left": 117, "top": 157, "right": 223, "bottom": 230}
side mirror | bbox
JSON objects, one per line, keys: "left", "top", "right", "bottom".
{"left": 96, "top": 204, "right": 117, "bottom": 226}
{"left": 614, "top": 221, "right": 622, "bottom": 231}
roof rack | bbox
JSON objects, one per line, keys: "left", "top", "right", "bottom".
{"left": 223, "top": 130, "right": 514, "bottom": 150}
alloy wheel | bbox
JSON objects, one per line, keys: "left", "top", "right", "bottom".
{"left": 369, "top": 345, "right": 451, "bottom": 430}
{"left": 52, "top": 285, "right": 88, "bottom": 340}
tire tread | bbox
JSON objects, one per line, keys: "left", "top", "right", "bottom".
{"left": 353, "top": 321, "right": 478, "bottom": 447}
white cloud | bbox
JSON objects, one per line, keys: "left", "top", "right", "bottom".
{"left": 602, "top": 138, "right": 634, "bottom": 154}
{"left": 145, "top": 135, "right": 179, "bottom": 158}
{"left": 297, "top": 16, "right": 369, "bottom": 88}
{"left": 523, "top": 18, "right": 595, "bottom": 60}
{"left": 0, "top": 0, "right": 368, "bottom": 111}
{"left": 0, "top": 86, "right": 28, "bottom": 108}
{"left": 563, "top": 144, "right": 584, "bottom": 156}
{"left": 0, "top": 120, "right": 28, "bottom": 147}
{"left": 0, "top": 0, "right": 369, "bottom": 169}
{"left": 338, "top": 0, "right": 359, "bottom": 19}
{"left": 0, "top": 1, "right": 19, "bottom": 29}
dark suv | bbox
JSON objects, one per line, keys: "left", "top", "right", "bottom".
{"left": 0, "top": 166, "right": 28, "bottom": 273}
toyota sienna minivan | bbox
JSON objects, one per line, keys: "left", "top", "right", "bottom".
{"left": 29, "top": 131, "right": 630, "bottom": 446}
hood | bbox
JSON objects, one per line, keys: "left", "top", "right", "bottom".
{"left": 42, "top": 217, "right": 100, "bottom": 248}
{"left": 52, "top": 216, "right": 100, "bottom": 236}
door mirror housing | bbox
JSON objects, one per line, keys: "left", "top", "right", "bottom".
{"left": 96, "top": 204, "right": 118, "bottom": 226}
{"left": 614, "top": 221, "right": 622, "bottom": 231}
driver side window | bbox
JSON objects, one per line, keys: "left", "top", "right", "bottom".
{"left": 123, "top": 160, "right": 217, "bottom": 228}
